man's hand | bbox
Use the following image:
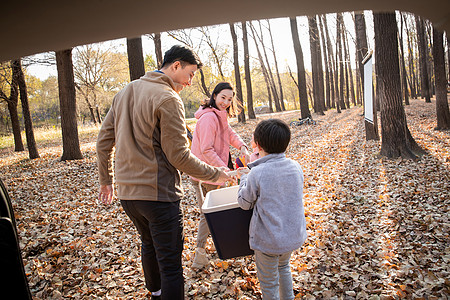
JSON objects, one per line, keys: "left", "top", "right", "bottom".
{"left": 216, "top": 167, "right": 232, "bottom": 183}
{"left": 99, "top": 184, "right": 114, "bottom": 205}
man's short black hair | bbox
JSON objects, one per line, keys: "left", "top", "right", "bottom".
{"left": 160, "top": 45, "right": 203, "bottom": 69}
{"left": 253, "top": 119, "right": 291, "bottom": 154}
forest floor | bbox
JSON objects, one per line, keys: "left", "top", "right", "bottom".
{"left": 0, "top": 98, "right": 449, "bottom": 299}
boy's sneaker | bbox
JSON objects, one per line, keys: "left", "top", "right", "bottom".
{"left": 192, "top": 247, "right": 208, "bottom": 269}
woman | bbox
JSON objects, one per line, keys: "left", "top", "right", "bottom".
{"left": 190, "top": 82, "right": 249, "bottom": 269}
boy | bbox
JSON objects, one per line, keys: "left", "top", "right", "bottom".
{"left": 237, "top": 119, "right": 307, "bottom": 300}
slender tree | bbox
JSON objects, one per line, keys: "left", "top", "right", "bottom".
{"left": 340, "top": 17, "right": 350, "bottom": 108}
{"left": 242, "top": 22, "right": 255, "bottom": 119}
{"left": 0, "top": 63, "right": 24, "bottom": 151}
{"left": 73, "top": 44, "right": 122, "bottom": 124}
{"left": 447, "top": 34, "right": 450, "bottom": 83}
{"left": 256, "top": 21, "right": 282, "bottom": 112}
{"left": 197, "top": 26, "right": 226, "bottom": 81}
{"left": 12, "top": 59, "right": 39, "bottom": 159}
{"left": 355, "top": 51, "right": 362, "bottom": 103}
{"left": 374, "top": 12, "right": 419, "bottom": 159}
{"left": 343, "top": 25, "right": 356, "bottom": 106}
{"left": 289, "top": 17, "right": 311, "bottom": 119}
{"left": 404, "top": 14, "right": 418, "bottom": 99}
{"left": 56, "top": 49, "right": 83, "bottom": 161}
{"left": 415, "top": 15, "right": 431, "bottom": 102}
{"left": 354, "top": 12, "right": 368, "bottom": 106}
{"left": 127, "top": 37, "right": 146, "bottom": 81}
{"left": 153, "top": 33, "right": 163, "bottom": 68}
{"left": 337, "top": 13, "right": 346, "bottom": 110}
{"left": 323, "top": 15, "right": 337, "bottom": 109}
{"left": 318, "top": 15, "right": 331, "bottom": 109}
{"left": 308, "top": 15, "right": 325, "bottom": 114}
{"left": 432, "top": 27, "right": 450, "bottom": 129}
{"left": 354, "top": 12, "right": 369, "bottom": 96}
{"left": 229, "top": 23, "right": 245, "bottom": 123}
{"left": 267, "top": 19, "right": 286, "bottom": 111}
{"left": 425, "top": 22, "right": 434, "bottom": 97}
{"left": 74, "top": 84, "right": 97, "bottom": 124}
{"left": 398, "top": 13, "right": 410, "bottom": 105}
{"left": 199, "top": 70, "right": 211, "bottom": 98}
{"left": 249, "top": 22, "right": 274, "bottom": 112}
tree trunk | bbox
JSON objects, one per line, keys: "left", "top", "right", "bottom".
{"left": 257, "top": 21, "right": 282, "bottom": 112}
{"left": 154, "top": 33, "right": 163, "bottom": 69}
{"left": 6, "top": 98, "right": 24, "bottom": 151}
{"left": 415, "top": 16, "right": 431, "bottom": 102}
{"left": 127, "top": 37, "right": 146, "bottom": 81}
{"left": 308, "top": 16, "right": 319, "bottom": 113}
{"left": 250, "top": 22, "right": 274, "bottom": 113}
{"left": 399, "top": 13, "right": 410, "bottom": 105}
{"left": 355, "top": 56, "right": 362, "bottom": 105}
{"left": 354, "top": 12, "right": 369, "bottom": 105}
{"left": 75, "top": 85, "right": 97, "bottom": 124}
{"left": 4, "top": 63, "right": 24, "bottom": 151}
{"left": 199, "top": 69, "right": 210, "bottom": 98}
{"left": 341, "top": 18, "right": 351, "bottom": 108}
{"left": 290, "top": 17, "right": 311, "bottom": 119}
{"left": 12, "top": 59, "right": 39, "bottom": 159}
{"left": 337, "top": 13, "right": 346, "bottom": 110}
{"left": 426, "top": 23, "right": 434, "bottom": 98}
{"left": 323, "top": 15, "right": 337, "bottom": 109}
{"left": 308, "top": 15, "right": 325, "bottom": 115}
{"left": 344, "top": 29, "right": 356, "bottom": 106}
{"left": 199, "top": 27, "right": 226, "bottom": 81}
{"left": 404, "top": 15, "right": 417, "bottom": 99}
{"left": 229, "top": 23, "right": 245, "bottom": 123}
{"left": 432, "top": 27, "right": 450, "bottom": 129}
{"left": 318, "top": 15, "right": 331, "bottom": 109}
{"left": 242, "top": 22, "right": 255, "bottom": 119}
{"left": 267, "top": 84, "right": 273, "bottom": 113}
{"left": 343, "top": 38, "right": 350, "bottom": 108}
{"left": 374, "top": 12, "right": 418, "bottom": 159}
{"left": 447, "top": 35, "right": 450, "bottom": 84}
{"left": 56, "top": 49, "right": 83, "bottom": 161}
{"left": 267, "top": 20, "right": 286, "bottom": 111}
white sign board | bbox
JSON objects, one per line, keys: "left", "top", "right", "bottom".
{"left": 363, "top": 56, "right": 373, "bottom": 124}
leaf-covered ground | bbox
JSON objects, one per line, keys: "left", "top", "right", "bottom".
{"left": 1, "top": 99, "right": 449, "bottom": 299}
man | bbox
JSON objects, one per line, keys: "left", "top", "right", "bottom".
{"left": 96, "top": 45, "right": 229, "bottom": 300}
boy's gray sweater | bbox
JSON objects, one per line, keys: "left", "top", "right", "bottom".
{"left": 238, "top": 153, "right": 307, "bottom": 255}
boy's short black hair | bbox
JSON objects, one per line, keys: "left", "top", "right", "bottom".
{"left": 253, "top": 119, "right": 291, "bottom": 154}
{"left": 160, "top": 45, "right": 203, "bottom": 69}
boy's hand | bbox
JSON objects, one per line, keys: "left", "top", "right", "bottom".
{"left": 237, "top": 167, "right": 250, "bottom": 178}
{"left": 240, "top": 146, "right": 250, "bottom": 165}
{"left": 228, "top": 167, "right": 250, "bottom": 179}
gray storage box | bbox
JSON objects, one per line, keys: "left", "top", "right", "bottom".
{"left": 202, "top": 185, "right": 253, "bottom": 259}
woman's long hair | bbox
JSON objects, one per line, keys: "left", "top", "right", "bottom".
{"left": 202, "top": 82, "right": 243, "bottom": 117}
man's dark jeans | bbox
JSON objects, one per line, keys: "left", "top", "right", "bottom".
{"left": 121, "top": 200, "right": 184, "bottom": 300}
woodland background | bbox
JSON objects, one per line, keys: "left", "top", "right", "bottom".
{"left": 0, "top": 8, "right": 449, "bottom": 300}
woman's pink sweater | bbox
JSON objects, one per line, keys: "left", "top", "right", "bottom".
{"left": 190, "top": 106, "right": 246, "bottom": 184}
